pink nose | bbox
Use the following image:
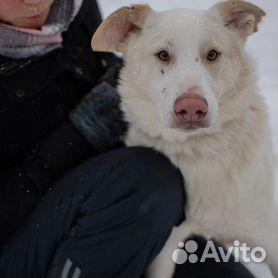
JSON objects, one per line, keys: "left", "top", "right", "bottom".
{"left": 174, "top": 94, "right": 208, "bottom": 123}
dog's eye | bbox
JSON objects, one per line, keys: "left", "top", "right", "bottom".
{"left": 157, "top": 50, "right": 170, "bottom": 62}
{"left": 207, "top": 50, "right": 219, "bottom": 62}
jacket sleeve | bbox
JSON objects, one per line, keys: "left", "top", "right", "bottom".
{"left": 0, "top": 56, "right": 126, "bottom": 246}
{"left": 0, "top": 79, "right": 127, "bottom": 246}
{"left": 69, "top": 82, "right": 127, "bottom": 152}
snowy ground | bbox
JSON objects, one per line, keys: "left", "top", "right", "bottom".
{"left": 98, "top": 0, "right": 278, "bottom": 198}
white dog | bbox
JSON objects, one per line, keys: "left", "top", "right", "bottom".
{"left": 92, "top": 0, "right": 277, "bottom": 276}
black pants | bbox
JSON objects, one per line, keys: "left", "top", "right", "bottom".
{"left": 0, "top": 147, "right": 185, "bottom": 277}
{"left": 0, "top": 147, "right": 255, "bottom": 278}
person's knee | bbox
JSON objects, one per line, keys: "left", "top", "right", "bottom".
{"left": 121, "top": 147, "right": 186, "bottom": 229}
{"left": 78, "top": 146, "right": 185, "bottom": 236}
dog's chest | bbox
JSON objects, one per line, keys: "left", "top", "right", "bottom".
{"left": 165, "top": 152, "right": 263, "bottom": 238}
{"left": 171, "top": 154, "right": 238, "bottom": 211}
{"left": 125, "top": 126, "right": 261, "bottom": 236}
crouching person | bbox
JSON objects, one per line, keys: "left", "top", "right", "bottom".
{"left": 0, "top": 0, "right": 185, "bottom": 277}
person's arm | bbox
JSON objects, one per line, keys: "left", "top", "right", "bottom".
{"left": 0, "top": 78, "right": 126, "bottom": 246}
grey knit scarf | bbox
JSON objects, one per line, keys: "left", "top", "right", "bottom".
{"left": 0, "top": 0, "right": 82, "bottom": 59}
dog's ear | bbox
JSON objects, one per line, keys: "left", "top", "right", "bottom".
{"left": 91, "top": 4, "right": 152, "bottom": 53}
{"left": 211, "top": 0, "right": 265, "bottom": 39}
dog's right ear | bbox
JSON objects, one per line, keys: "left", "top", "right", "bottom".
{"left": 91, "top": 4, "right": 152, "bottom": 53}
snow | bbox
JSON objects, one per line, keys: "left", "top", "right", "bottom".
{"left": 97, "top": 0, "right": 278, "bottom": 198}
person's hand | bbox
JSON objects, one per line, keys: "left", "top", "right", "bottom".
{"left": 69, "top": 82, "right": 127, "bottom": 152}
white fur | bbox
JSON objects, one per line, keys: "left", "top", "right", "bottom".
{"left": 118, "top": 6, "right": 277, "bottom": 277}
{"left": 92, "top": 2, "right": 277, "bottom": 277}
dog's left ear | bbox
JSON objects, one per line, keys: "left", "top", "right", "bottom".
{"left": 211, "top": 0, "right": 266, "bottom": 39}
{"left": 92, "top": 4, "right": 152, "bottom": 53}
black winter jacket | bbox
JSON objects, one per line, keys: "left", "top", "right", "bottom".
{"left": 0, "top": 0, "right": 117, "bottom": 246}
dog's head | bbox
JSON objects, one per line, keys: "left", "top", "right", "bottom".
{"left": 92, "top": 1, "right": 265, "bottom": 141}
